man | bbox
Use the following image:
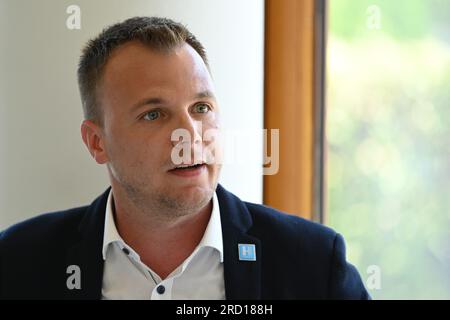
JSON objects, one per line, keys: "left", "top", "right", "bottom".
{"left": 0, "top": 17, "right": 369, "bottom": 300}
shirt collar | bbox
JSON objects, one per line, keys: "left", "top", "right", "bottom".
{"left": 197, "top": 190, "right": 224, "bottom": 262}
{"left": 102, "top": 189, "right": 224, "bottom": 262}
{"left": 102, "top": 189, "right": 123, "bottom": 260}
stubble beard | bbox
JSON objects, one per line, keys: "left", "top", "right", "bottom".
{"left": 109, "top": 163, "right": 219, "bottom": 224}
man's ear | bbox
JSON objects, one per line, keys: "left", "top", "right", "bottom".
{"left": 81, "top": 120, "right": 109, "bottom": 164}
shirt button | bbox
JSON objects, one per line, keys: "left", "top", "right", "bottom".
{"left": 156, "top": 285, "right": 165, "bottom": 295}
{"left": 122, "top": 247, "right": 130, "bottom": 255}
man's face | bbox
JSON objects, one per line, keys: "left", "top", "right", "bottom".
{"left": 96, "top": 41, "right": 221, "bottom": 215}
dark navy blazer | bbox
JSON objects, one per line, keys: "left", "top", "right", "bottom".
{"left": 0, "top": 184, "right": 370, "bottom": 299}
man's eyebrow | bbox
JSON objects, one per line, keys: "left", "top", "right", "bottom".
{"left": 132, "top": 90, "right": 217, "bottom": 112}
{"left": 195, "top": 90, "right": 216, "bottom": 101}
{"left": 132, "top": 97, "right": 166, "bottom": 111}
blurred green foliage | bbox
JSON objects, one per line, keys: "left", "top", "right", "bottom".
{"left": 327, "top": 0, "right": 450, "bottom": 299}
{"left": 330, "top": 0, "right": 450, "bottom": 41}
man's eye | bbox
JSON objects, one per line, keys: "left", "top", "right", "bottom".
{"left": 194, "top": 103, "right": 211, "bottom": 114}
{"left": 143, "top": 110, "right": 160, "bottom": 121}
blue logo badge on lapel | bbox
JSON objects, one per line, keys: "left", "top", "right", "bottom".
{"left": 238, "top": 244, "right": 256, "bottom": 261}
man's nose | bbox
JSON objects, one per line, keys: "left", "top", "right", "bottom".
{"left": 171, "top": 113, "right": 203, "bottom": 147}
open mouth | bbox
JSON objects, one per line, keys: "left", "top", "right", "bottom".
{"left": 171, "top": 164, "right": 204, "bottom": 170}
{"left": 168, "top": 163, "right": 207, "bottom": 177}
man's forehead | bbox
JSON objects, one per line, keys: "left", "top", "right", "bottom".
{"left": 104, "top": 41, "right": 209, "bottom": 78}
{"left": 103, "top": 42, "right": 211, "bottom": 85}
{"left": 100, "top": 41, "right": 215, "bottom": 107}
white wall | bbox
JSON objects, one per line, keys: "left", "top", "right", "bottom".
{"left": 0, "top": 0, "right": 264, "bottom": 229}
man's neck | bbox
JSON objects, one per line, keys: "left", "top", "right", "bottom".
{"left": 111, "top": 188, "right": 213, "bottom": 279}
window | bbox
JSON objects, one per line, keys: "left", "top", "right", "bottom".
{"left": 326, "top": 0, "right": 450, "bottom": 299}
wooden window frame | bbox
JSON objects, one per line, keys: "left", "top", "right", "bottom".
{"left": 264, "top": 0, "right": 327, "bottom": 222}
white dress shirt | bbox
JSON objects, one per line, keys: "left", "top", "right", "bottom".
{"left": 101, "top": 189, "right": 225, "bottom": 300}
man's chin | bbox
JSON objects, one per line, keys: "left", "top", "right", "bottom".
{"left": 174, "top": 183, "right": 213, "bottom": 201}
{"left": 155, "top": 184, "right": 213, "bottom": 216}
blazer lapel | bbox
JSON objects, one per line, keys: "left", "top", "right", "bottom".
{"left": 65, "top": 188, "right": 109, "bottom": 299}
{"left": 216, "top": 184, "right": 262, "bottom": 300}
